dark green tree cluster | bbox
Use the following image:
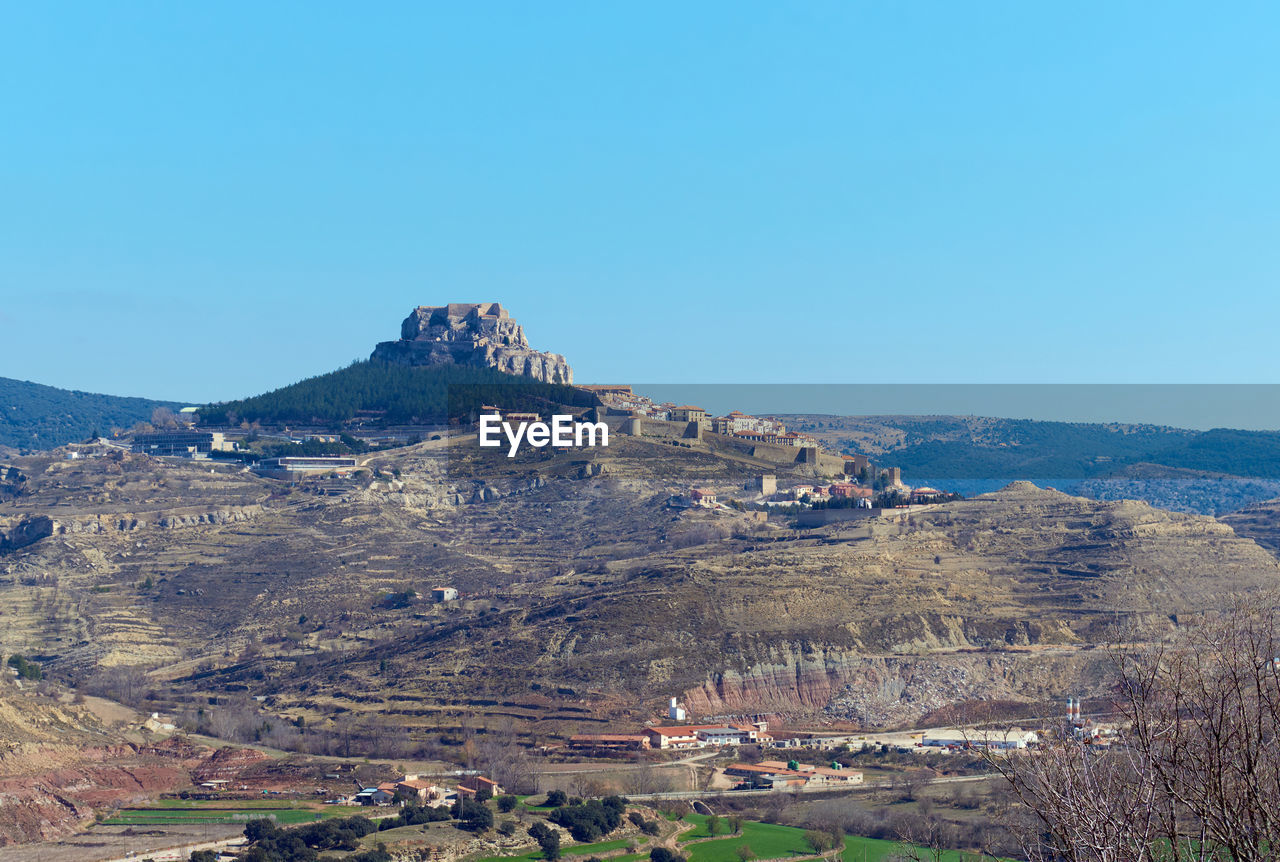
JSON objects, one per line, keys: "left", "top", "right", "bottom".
{"left": 451, "top": 797, "right": 494, "bottom": 832}
{"left": 198, "top": 361, "right": 593, "bottom": 427}
{"left": 0, "top": 376, "right": 174, "bottom": 450}
{"left": 1151, "top": 428, "right": 1280, "bottom": 478}
{"left": 547, "top": 796, "right": 627, "bottom": 842}
{"left": 7, "top": 654, "right": 41, "bottom": 680}
{"left": 239, "top": 815, "right": 376, "bottom": 861}
{"left": 376, "top": 803, "right": 451, "bottom": 831}
{"left": 628, "top": 811, "right": 660, "bottom": 835}
{"left": 855, "top": 417, "right": 1280, "bottom": 481}
{"left": 650, "top": 848, "right": 686, "bottom": 862}
{"left": 528, "top": 822, "right": 562, "bottom": 860}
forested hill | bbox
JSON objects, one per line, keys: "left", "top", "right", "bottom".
{"left": 788, "top": 414, "right": 1280, "bottom": 485}
{"left": 0, "top": 377, "right": 176, "bottom": 451}
{"left": 879, "top": 424, "right": 1280, "bottom": 481}
{"left": 197, "top": 360, "right": 595, "bottom": 427}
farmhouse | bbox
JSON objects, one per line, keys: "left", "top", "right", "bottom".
{"left": 396, "top": 777, "right": 444, "bottom": 802}
{"left": 644, "top": 727, "right": 702, "bottom": 749}
{"left": 645, "top": 722, "right": 769, "bottom": 749}
{"left": 456, "top": 776, "right": 502, "bottom": 798}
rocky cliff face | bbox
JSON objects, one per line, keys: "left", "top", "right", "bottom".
{"left": 370, "top": 303, "right": 573, "bottom": 383}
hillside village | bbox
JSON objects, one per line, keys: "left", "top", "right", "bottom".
{"left": 103, "top": 377, "right": 955, "bottom": 515}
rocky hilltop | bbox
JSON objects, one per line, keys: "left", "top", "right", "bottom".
{"left": 371, "top": 302, "right": 573, "bottom": 383}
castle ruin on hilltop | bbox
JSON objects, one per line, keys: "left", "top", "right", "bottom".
{"left": 370, "top": 303, "right": 573, "bottom": 384}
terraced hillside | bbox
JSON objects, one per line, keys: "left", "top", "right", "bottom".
{"left": 2, "top": 433, "right": 1279, "bottom": 747}
{"left": 1221, "top": 496, "right": 1280, "bottom": 557}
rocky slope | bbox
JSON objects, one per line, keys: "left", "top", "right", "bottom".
{"left": 1220, "top": 496, "right": 1280, "bottom": 556}
{"left": 0, "top": 683, "right": 264, "bottom": 846}
{"left": 4, "top": 436, "right": 1279, "bottom": 744}
{"left": 314, "top": 479, "right": 1275, "bottom": 729}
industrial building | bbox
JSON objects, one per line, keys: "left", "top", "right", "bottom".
{"left": 131, "top": 431, "right": 234, "bottom": 457}
{"left": 252, "top": 456, "right": 358, "bottom": 479}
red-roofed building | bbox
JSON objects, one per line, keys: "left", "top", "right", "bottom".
{"left": 644, "top": 727, "right": 703, "bottom": 749}
{"left": 457, "top": 776, "right": 502, "bottom": 798}
{"left": 829, "top": 483, "right": 872, "bottom": 500}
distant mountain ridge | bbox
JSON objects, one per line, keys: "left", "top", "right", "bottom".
{"left": 0, "top": 377, "right": 177, "bottom": 451}
{"left": 786, "top": 414, "right": 1280, "bottom": 515}
{"left": 789, "top": 414, "right": 1280, "bottom": 481}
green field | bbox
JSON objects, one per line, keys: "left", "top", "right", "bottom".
{"left": 678, "top": 815, "right": 992, "bottom": 862}
{"left": 471, "top": 812, "right": 996, "bottom": 862}
{"left": 682, "top": 819, "right": 812, "bottom": 862}
{"left": 100, "top": 802, "right": 366, "bottom": 827}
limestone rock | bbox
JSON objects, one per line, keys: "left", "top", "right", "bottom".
{"left": 370, "top": 303, "right": 573, "bottom": 384}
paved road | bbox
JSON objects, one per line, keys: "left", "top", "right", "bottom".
{"left": 622, "top": 771, "right": 998, "bottom": 802}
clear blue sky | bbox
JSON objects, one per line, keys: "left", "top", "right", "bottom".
{"left": 2, "top": 2, "right": 1278, "bottom": 403}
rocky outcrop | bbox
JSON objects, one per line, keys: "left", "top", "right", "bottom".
{"left": 371, "top": 303, "right": 573, "bottom": 384}
{"left": 190, "top": 745, "right": 270, "bottom": 782}
{"left": 679, "top": 646, "right": 1104, "bottom": 727}
{"left": 52, "top": 505, "right": 261, "bottom": 535}
{"left": 0, "top": 516, "right": 54, "bottom": 554}
{"left": 0, "top": 729, "right": 284, "bottom": 846}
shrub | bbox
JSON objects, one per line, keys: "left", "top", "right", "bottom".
{"left": 548, "top": 796, "right": 626, "bottom": 842}
{"left": 456, "top": 798, "right": 493, "bottom": 832}
{"left": 805, "top": 830, "right": 838, "bottom": 853}
{"left": 6, "top": 655, "right": 41, "bottom": 681}
{"left": 529, "top": 822, "right": 561, "bottom": 860}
